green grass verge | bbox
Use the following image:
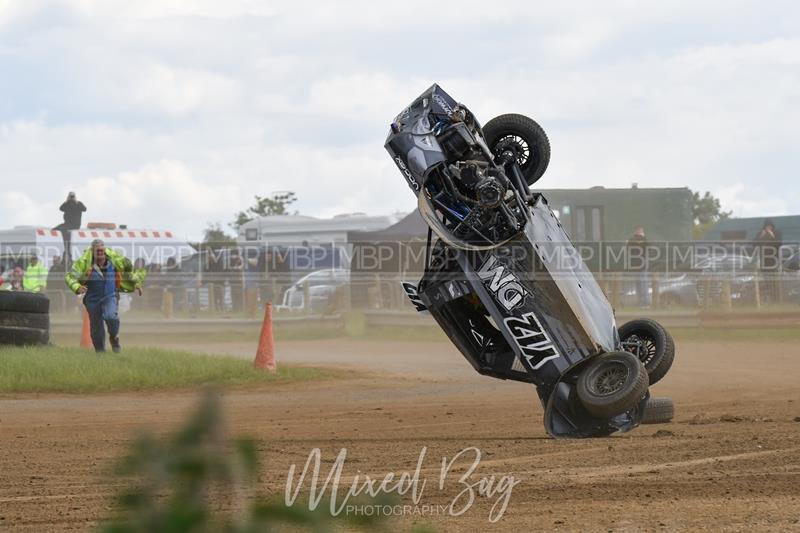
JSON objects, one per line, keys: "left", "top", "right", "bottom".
{"left": 0, "top": 346, "right": 334, "bottom": 394}
{"left": 50, "top": 323, "right": 344, "bottom": 346}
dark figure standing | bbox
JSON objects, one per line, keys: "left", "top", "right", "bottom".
{"left": 754, "top": 219, "right": 782, "bottom": 303}
{"left": 626, "top": 226, "right": 651, "bottom": 307}
{"left": 228, "top": 249, "right": 245, "bottom": 313}
{"left": 46, "top": 255, "right": 67, "bottom": 313}
{"left": 54, "top": 192, "right": 87, "bottom": 264}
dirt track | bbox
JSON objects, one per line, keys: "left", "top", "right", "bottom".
{"left": 1, "top": 335, "right": 800, "bottom": 532}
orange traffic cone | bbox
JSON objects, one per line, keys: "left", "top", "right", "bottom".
{"left": 80, "top": 308, "right": 93, "bottom": 348}
{"left": 254, "top": 303, "right": 276, "bottom": 372}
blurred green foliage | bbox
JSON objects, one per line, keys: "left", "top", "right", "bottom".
{"left": 101, "top": 389, "right": 435, "bottom": 533}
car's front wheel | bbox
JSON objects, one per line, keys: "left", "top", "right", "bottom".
{"left": 577, "top": 351, "right": 648, "bottom": 418}
{"left": 482, "top": 114, "right": 550, "bottom": 186}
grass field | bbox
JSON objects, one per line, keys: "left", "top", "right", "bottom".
{"left": 0, "top": 346, "right": 334, "bottom": 394}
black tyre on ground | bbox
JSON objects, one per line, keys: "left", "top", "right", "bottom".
{"left": 0, "top": 291, "right": 50, "bottom": 314}
{"left": 0, "top": 310, "right": 50, "bottom": 330}
{"left": 482, "top": 113, "right": 551, "bottom": 186}
{"left": 577, "top": 351, "right": 649, "bottom": 419}
{"left": 0, "top": 292, "right": 50, "bottom": 346}
{"left": 0, "top": 325, "right": 49, "bottom": 346}
{"left": 618, "top": 318, "right": 675, "bottom": 386}
{"left": 641, "top": 396, "right": 675, "bottom": 424}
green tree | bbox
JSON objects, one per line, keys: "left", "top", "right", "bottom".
{"left": 188, "top": 223, "right": 236, "bottom": 252}
{"left": 232, "top": 192, "right": 297, "bottom": 229}
{"left": 691, "top": 190, "right": 732, "bottom": 239}
{"left": 203, "top": 222, "right": 236, "bottom": 249}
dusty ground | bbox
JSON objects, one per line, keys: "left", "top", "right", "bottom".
{"left": 1, "top": 334, "right": 800, "bottom": 532}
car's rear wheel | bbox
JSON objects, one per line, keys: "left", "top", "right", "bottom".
{"left": 618, "top": 318, "right": 675, "bottom": 386}
{"left": 482, "top": 114, "right": 550, "bottom": 186}
{"left": 641, "top": 396, "right": 675, "bottom": 424}
{"left": 577, "top": 351, "right": 648, "bottom": 418}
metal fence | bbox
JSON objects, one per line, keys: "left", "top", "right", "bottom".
{"left": 41, "top": 268, "right": 799, "bottom": 319}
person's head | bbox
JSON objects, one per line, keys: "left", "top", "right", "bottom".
{"left": 633, "top": 226, "right": 645, "bottom": 237}
{"left": 91, "top": 239, "right": 106, "bottom": 264}
{"left": 762, "top": 218, "right": 775, "bottom": 232}
{"left": 53, "top": 255, "right": 62, "bottom": 265}
{"left": 67, "top": 191, "right": 77, "bottom": 202}
{"left": 30, "top": 254, "right": 38, "bottom": 265}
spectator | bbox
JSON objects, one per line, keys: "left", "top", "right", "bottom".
{"left": 65, "top": 239, "right": 146, "bottom": 353}
{"left": 754, "top": 219, "right": 782, "bottom": 303}
{"left": 259, "top": 250, "right": 275, "bottom": 305}
{"left": 10, "top": 267, "right": 25, "bottom": 291}
{"left": 207, "top": 251, "right": 226, "bottom": 313}
{"left": 47, "top": 255, "right": 67, "bottom": 312}
{"left": 626, "top": 226, "right": 650, "bottom": 307}
{"left": 163, "top": 257, "right": 184, "bottom": 312}
{"left": 145, "top": 263, "right": 163, "bottom": 311}
{"left": 227, "top": 249, "right": 245, "bottom": 313}
{"left": 0, "top": 267, "right": 24, "bottom": 291}
{"left": 54, "top": 192, "right": 87, "bottom": 264}
{"left": 22, "top": 254, "right": 47, "bottom": 293}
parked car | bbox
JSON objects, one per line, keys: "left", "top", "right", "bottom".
{"left": 276, "top": 269, "right": 349, "bottom": 313}
{"left": 623, "top": 253, "right": 758, "bottom": 306}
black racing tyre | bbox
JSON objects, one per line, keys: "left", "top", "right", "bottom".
{"left": 0, "top": 310, "right": 50, "bottom": 330}
{"left": 577, "top": 351, "right": 649, "bottom": 419}
{"left": 482, "top": 113, "right": 551, "bottom": 186}
{"left": 641, "top": 397, "right": 675, "bottom": 424}
{"left": 0, "top": 291, "right": 50, "bottom": 314}
{"left": 0, "top": 325, "right": 49, "bottom": 346}
{"left": 618, "top": 318, "right": 675, "bottom": 386}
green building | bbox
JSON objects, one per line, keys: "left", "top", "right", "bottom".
{"left": 539, "top": 186, "right": 693, "bottom": 242}
{"left": 703, "top": 215, "right": 800, "bottom": 242}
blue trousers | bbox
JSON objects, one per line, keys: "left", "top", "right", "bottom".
{"left": 85, "top": 295, "right": 120, "bottom": 352}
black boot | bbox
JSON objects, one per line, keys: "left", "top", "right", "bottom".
{"left": 110, "top": 336, "right": 121, "bottom": 353}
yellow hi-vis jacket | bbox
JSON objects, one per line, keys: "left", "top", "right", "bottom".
{"left": 22, "top": 262, "right": 47, "bottom": 293}
{"left": 65, "top": 248, "right": 146, "bottom": 294}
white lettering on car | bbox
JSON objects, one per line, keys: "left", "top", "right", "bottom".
{"left": 477, "top": 255, "right": 528, "bottom": 312}
{"left": 503, "top": 312, "right": 560, "bottom": 370}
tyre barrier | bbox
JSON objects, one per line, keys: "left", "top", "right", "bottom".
{"left": 0, "top": 292, "right": 50, "bottom": 346}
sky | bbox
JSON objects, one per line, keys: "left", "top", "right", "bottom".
{"left": 1, "top": 0, "right": 798, "bottom": 240}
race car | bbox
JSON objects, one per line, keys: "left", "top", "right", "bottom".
{"left": 386, "top": 84, "right": 675, "bottom": 437}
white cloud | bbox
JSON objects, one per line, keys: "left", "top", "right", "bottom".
{"left": 717, "top": 183, "right": 789, "bottom": 218}
{"left": 0, "top": 191, "right": 53, "bottom": 226}
{"left": 1, "top": 0, "right": 799, "bottom": 240}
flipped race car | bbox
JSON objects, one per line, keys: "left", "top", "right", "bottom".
{"left": 385, "top": 84, "right": 675, "bottom": 438}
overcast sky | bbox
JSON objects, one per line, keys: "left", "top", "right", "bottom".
{"left": 1, "top": 1, "right": 798, "bottom": 239}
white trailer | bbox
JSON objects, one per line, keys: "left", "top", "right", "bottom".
{"left": 0, "top": 224, "right": 194, "bottom": 269}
